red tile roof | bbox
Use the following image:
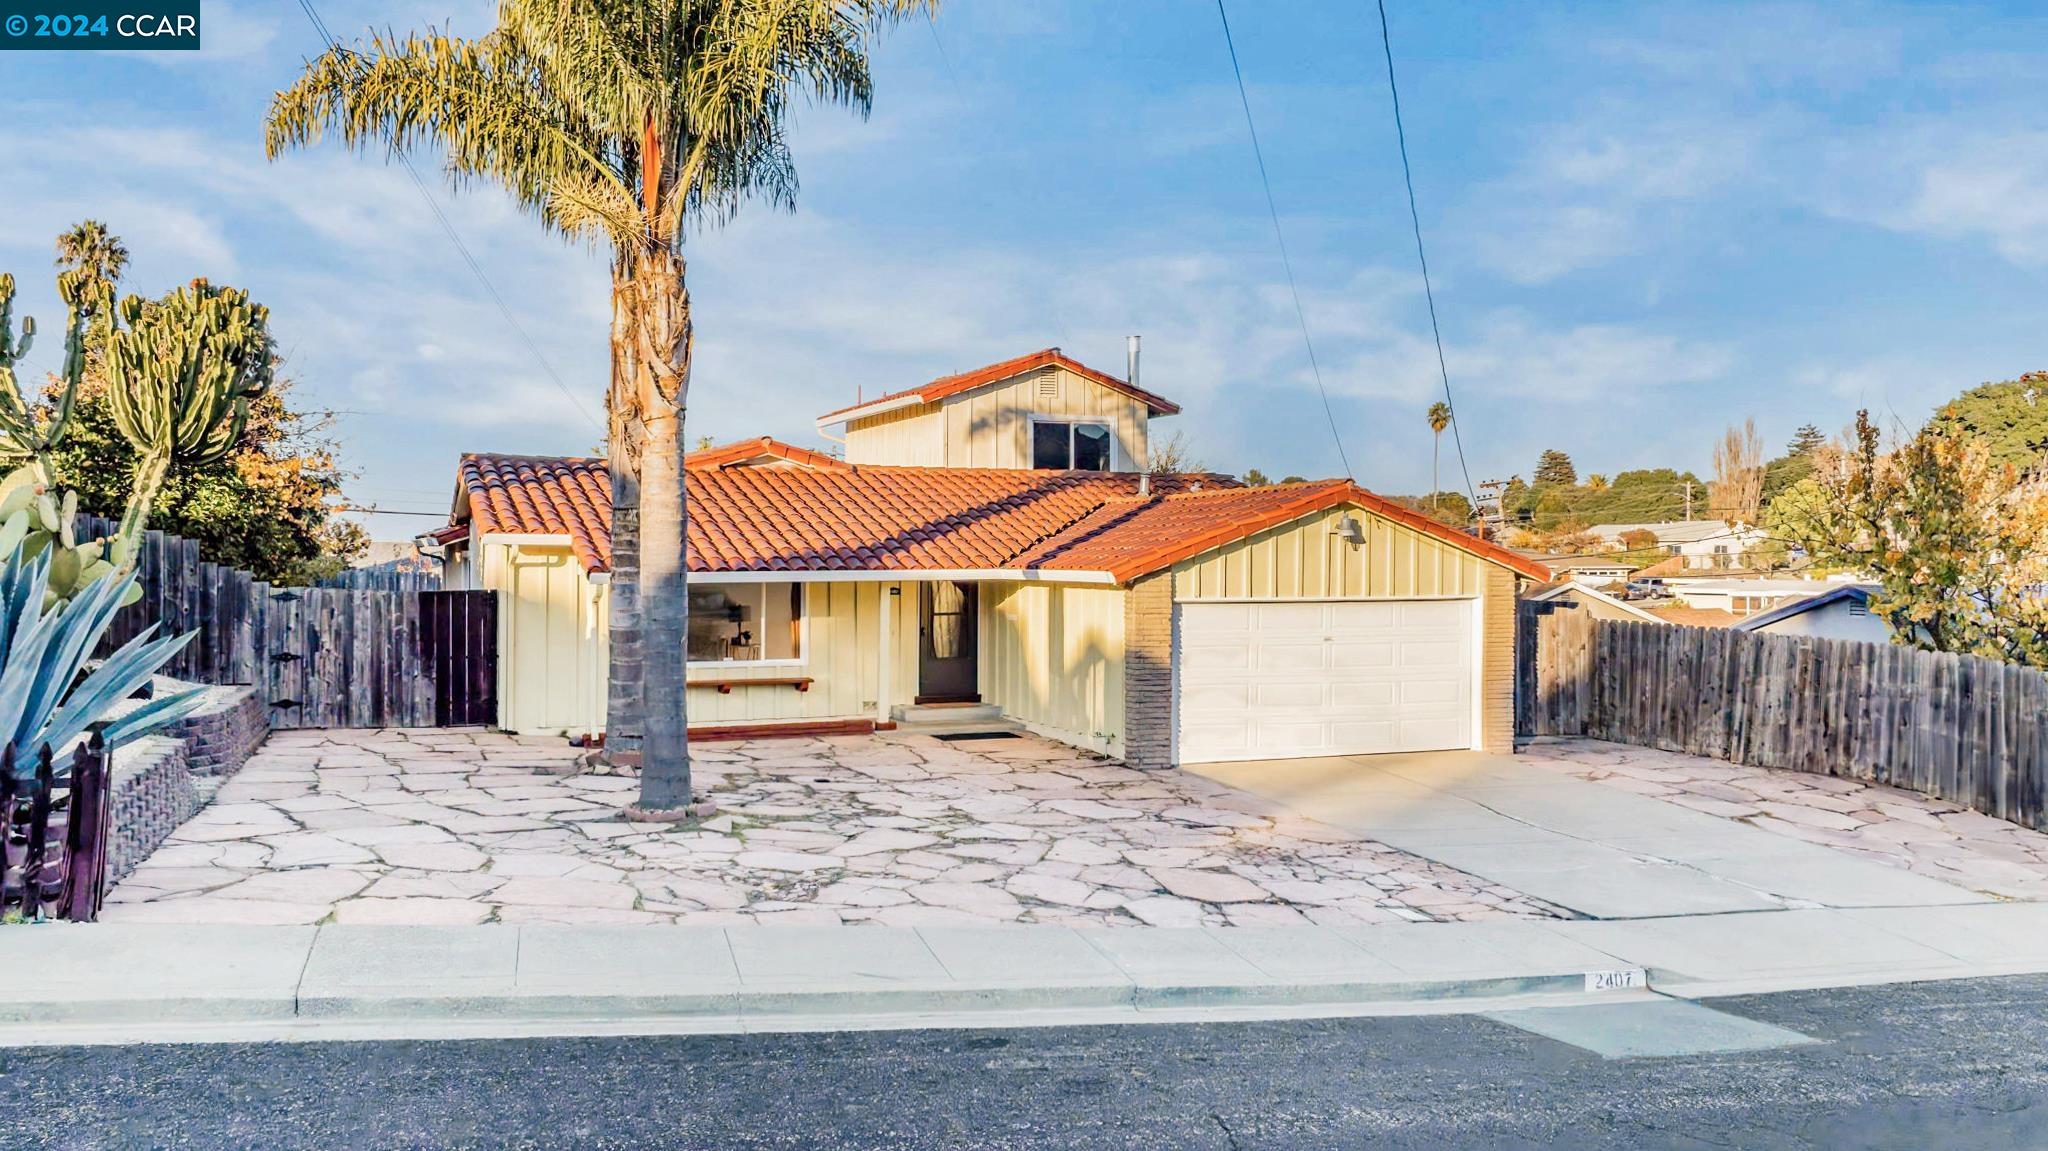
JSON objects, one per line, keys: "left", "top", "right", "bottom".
{"left": 1015, "top": 482, "right": 1554, "bottom": 583}
{"left": 458, "top": 454, "right": 613, "bottom": 574}
{"left": 817, "top": 348, "right": 1181, "bottom": 425}
{"left": 685, "top": 436, "right": 849, "bottom": 471}
{"left": 452, "top": 452, "right": 1547, "bottom": 584}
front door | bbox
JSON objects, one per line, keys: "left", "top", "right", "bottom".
{"left": 917, "top": 581, "right": 979, "bottom": 703}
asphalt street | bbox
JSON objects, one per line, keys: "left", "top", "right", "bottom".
{"left": 8, "top": 975, "right": 2048, "bottom": 1150}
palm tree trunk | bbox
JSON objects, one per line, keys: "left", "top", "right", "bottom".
{"left": 630, "top": 247, "right": 694, "bottom": 814}
{"left": 1431, "top": 435, "right": 1440, "bottom": 514}
{"left": 605, "top": 262, "right": 644, "bottom": 759}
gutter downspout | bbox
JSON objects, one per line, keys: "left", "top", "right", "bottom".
{"left": 588, "top": 571, "right": 611, "bottom": 743}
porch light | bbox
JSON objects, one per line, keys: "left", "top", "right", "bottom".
{"left": 1335, "top": 515, "right": 1366, "bottom": 546}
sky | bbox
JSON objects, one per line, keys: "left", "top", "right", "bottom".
{"left": 3, "top": 0, "right": 2046, "bottom": 540}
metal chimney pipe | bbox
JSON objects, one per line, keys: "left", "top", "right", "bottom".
{"left": 1126, "top": 335, "right": 1141, "bottom": 388}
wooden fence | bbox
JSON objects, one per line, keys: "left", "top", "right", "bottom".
{"left": 1518, "top": 605, "right": 2048, "bottom": 831}
{"left": 82, "top": 516, "right": 495, "bottom": 730}
{"left": 320, "top": 563, "right": 443, "bottom": 592}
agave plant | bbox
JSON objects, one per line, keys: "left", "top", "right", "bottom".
{"left": 0, "top": 534, "right": 201, "bottom": 773}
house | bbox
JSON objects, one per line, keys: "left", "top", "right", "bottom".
{"left": 437, "top": 348, "right": 1550, "bottom": 767}
{"left": 1524, "top": 579, "right": 1664, "bottom": 624}
{"left": 1525, "top": 555, "right": 1637, "bottom": 585}
{"left": 1733, "top": 584, "right": 1891, "bottom": 644}
{"left": 1585, "top": 520, "right": 1766, "bottom": 571}
{"left": 1660, "top": 576, "right": 1848, "bottom": 618}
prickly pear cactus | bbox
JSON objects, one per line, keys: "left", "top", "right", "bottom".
{"left": 0, "top": 465, "right": 136, "bottom": 608}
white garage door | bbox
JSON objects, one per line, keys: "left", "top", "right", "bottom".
{"left": 1176, "top": 599, "right": 1474, "bottom": 763}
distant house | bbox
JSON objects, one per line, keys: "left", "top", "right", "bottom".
{"left": 1524, "top": 579, "right": 1663, "bottom": 624}
{"left": 1734, "top": 584, "right": 1891, "bottom": 644}
{"left": 1661, "top": 576, "right": 1851, "bottom": 618}
{"left": 1585, "top": 520, "right": 1766, "bottom": 571}
{"left": 1527, "top": 555, "right": 1637, "bottom": 585}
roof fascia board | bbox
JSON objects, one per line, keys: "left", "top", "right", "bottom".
{"left": 695, "top": 568, "right": 1118, "bottom": 585}
{"left": 815, "top": 393, "right": 927, "bottom": 431}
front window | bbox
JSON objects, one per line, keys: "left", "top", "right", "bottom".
{"left": 1031, "top": 420, "right": 1113, "bottom": 470}
{"left": 687, "top": 581, "right": 804, "bottom": 663}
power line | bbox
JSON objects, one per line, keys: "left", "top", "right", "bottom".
{"left": 1213, "top": 0, "right": 1353, "bottom": 480}
{"left": 292, "top": 0, "right": 602, "bottom": 434}
{"left": 1373, "top": 0, "right": 1479, "bottom": 517}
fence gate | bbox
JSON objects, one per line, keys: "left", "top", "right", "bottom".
{"left": 418, "top": 591, "right": 499, "bottom": 727}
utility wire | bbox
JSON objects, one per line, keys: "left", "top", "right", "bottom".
{"left": 293, "top": 0, "right": 602, "bottom": 434}
{"left": 1374, "top": 0, "right": 1480, "bottom": 519}
{"left": 1213, "top": 0, "right": 1354, "bottom": 480}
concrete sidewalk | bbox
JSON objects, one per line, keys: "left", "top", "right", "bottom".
{"left": 10, "top": 902, "right": 2048, "bottom": 1045}
{"left": 1192, "top": 752, "right": 1995, "bottom": 918}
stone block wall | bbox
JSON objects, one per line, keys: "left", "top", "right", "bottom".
{"left": 105, "top": 685, "right": 267, "bottom": 882}
{"left": 158, "top": 685, "right": 268, "bottom": 776}
{"left": 1481, "top": 567, "right": 1518, "bottom": 754}
{"left": 1121, "top": 573, "right": 1174, "bottom": 770}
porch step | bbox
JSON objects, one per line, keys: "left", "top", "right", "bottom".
{"left": 890, "top": 702, "right": 1023, "bottom": 736}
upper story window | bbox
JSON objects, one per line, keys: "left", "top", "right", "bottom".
{"left": 687, "top": 581, "right": 804, "bottom": 664}
{"left": 1032, "top": 420, "right": 1113, "bottom": 471}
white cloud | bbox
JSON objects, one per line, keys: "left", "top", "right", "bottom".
{"left": 1814, "top": 128, "right": 2048, "bottom": 267}
{"left": 1463, "top": 115, "right": 1760, "bottom": 284}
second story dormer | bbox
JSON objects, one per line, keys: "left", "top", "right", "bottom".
{"left": 815, "top": 347, "right": 1180, "bottom": 472}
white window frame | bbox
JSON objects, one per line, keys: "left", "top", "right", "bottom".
{"left": 685, "top": 580, "right": 811, "bottom": 670}
{"left": 1027, "top": 414, "right": 1117, "bottom": 471}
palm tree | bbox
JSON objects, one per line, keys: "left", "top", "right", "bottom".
{"left": 1426, "top": 400, "right": 1451, "bottom": 513}
{"left": 268, "top": 0, "right": 932, "bottom": 816}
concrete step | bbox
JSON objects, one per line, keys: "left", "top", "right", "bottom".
{"left": 892, "top": 703, "right": 1006, "bottom": 726}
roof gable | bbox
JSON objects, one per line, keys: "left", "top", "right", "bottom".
{"left": 817, "top": 348, "right": 1181, "bottom": 427}
{"left": 685, "top": 436, "right": 849, "bottom": 471}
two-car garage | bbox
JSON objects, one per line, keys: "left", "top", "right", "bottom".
{"left": 1174, "top": 598, "right": 1477, "bottom": 763}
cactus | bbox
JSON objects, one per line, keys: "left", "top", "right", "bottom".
{"left": 99, "top": 278, "right": 273, "bottom": 566}
{"left": 0, "top": 272, "right": 92, "bottom": 484}
{"left": 0, "top": 465, "right": 135, "bottom": 609}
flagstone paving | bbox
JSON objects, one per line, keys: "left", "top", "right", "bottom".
{"left": 102, "top": 729, "right": 1566, "bottom": 928}
{"left": 1521, "top": 737, "right": 2048, "bottom": 901}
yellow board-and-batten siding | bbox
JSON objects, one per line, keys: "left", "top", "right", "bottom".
{"left": 843, "top": 366, "right": 1151, "bottom": 473}
{"left": 489, "top": 542, "right": 605, "bottom": 736}
{"left": 491, "top": 542, "right": 919, "bottom": 735}
{"left": 978, "top": 582, "right": 1127, "bottom": 754}
{"left": 1172, "top": 505, "right": 1485, "bottom": 600}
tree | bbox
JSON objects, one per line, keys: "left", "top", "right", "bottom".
{"left": 269, "top": 1, "right": 931, "bottom": 816}
{"left": 1533, "top": 449, "right": 1577, "bottom": 487}
{"left": 42, "top": 372, "right": 365, "bottom": 584}
{"left": 1240, "top": 468, "right": 1271, "bottom": 486}
{"left": 1775, "top": 410, "right": 2048, "bottom": 667}
{"left": 1709, "top": 418, "right": 1764, "bottom": 526}
{"left": 1786, "top": 423, "right": 1826, "bottom": 457}
{"left": 1147, "top": 429, "right": 1203, "bottom": 475}
{"left": 1935, "top": 371, "right": 2048, "bottom": 472}
{"left": 1425, "top": 400, "right": 1451, "bottom": 513}
{"left": 1389, "top": 490, "right": 1471, "bottom": 527}
{"left": 1585, "top": 473, "right": 1608, "bottom": 491}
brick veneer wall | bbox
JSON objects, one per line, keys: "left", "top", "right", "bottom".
{"left": 105, "top": 685, "right": 268, "bottom": 882}
{"left": 1121, "top": 572, "right": 1174, "bottom": 770}
{"left": 1481, "top": 566, "right": 1518, "bottom": 753}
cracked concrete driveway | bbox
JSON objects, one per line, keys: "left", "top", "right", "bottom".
{"left": 102, "top": 729, "right": 1564, "bottom": 928}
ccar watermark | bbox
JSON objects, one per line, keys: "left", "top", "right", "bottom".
{"left": 1, "top": 2, "right": 200, "bottom": 50}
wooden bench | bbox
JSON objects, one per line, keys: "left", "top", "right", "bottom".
{"left": 686, "top": 677, "right": 813, "bottom": 695}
